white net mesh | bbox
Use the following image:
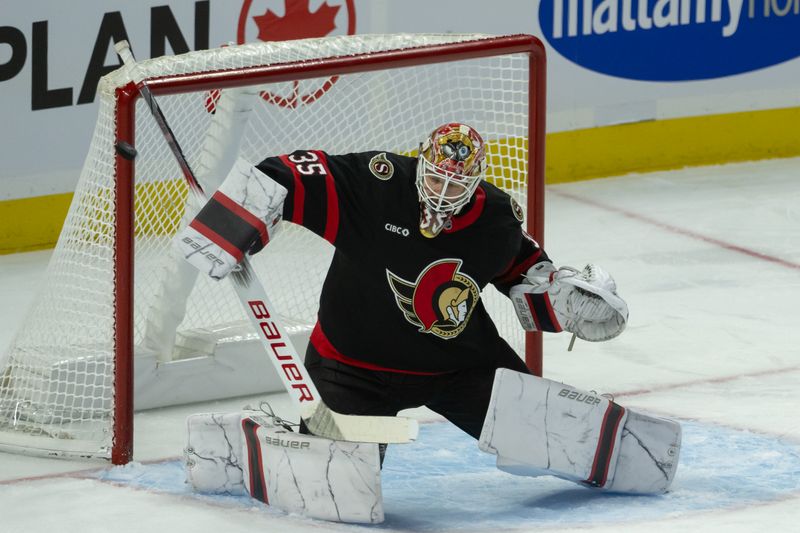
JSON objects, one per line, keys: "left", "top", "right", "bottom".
{"left": 0, "top": 34, "right": 538, "bottom": 460}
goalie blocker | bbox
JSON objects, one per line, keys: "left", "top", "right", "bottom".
{"left": 479, "top": 369, "right": 681, "bottom": 494}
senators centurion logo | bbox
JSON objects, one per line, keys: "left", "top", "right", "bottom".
{"left": 386, "top": 259, "right": 480, "bottom": 340}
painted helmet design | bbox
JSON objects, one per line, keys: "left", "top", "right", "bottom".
{"left": 416, "top": 123, "right": 487, "bottom": 213}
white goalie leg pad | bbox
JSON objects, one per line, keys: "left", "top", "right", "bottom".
{"left": 604, "top": 408, "right": 681, "bottom": 494}
{"left": 241, "top": 414, "right": 384, "bottom": 524}
{"left": 184, "top": 412, "right": 248, "bottom": 495}
{"left": 479, "top": 368, "right": 627, "bottom": 488}
{"left": 479, "top": 369, "right": 681, "bottom": 493}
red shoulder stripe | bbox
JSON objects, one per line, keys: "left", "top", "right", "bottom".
{"left": 279, "top": 154, "right": 305, "bottom": 225}
{"left": 311, "top": 151, "right": 339, "bottom": 244}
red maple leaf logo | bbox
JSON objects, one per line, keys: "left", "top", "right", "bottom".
{"left": 253, "top": 0, "right": 341, "bottom": 41}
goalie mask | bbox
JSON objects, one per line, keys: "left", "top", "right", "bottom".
{"left": 416, "top": 123, "right": 487, "bottom": 237}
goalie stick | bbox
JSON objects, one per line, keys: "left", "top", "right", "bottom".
{"left": 114, "top": 40, "right": 418, "bottom": 444}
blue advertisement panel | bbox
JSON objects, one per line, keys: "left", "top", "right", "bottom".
{"left": 539, "top": 0, "right": 800, "bottom": 81}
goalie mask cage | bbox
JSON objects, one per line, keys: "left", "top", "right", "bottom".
{"left": 0, "top": 33, "right": 546, "bottom": 464}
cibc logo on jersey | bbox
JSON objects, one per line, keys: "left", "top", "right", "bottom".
{"left": 385, "top": 223, "right": 410, "bottom": 237}
{"left": 386, "top": 259, "right": 480, "bottom": 340}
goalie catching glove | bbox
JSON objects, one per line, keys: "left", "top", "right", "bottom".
{"left": 510, "top": 262, "right": 628, "bottom": 342}
{"left": 174, "top": 158, "right": 287, "bottom": 280}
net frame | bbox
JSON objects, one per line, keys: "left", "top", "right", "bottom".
{"left": 1, "top": 33, "right": 546, "bottom": 464}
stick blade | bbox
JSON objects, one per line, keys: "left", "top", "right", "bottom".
{"left": 303, "top": 404, "right": 419, "bottom": 444}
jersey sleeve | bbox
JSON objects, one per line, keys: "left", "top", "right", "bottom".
{"left": 255, "top": 150, "right": 364, "bottom": 246}
{"left": 491, "top": 228, "right": 552, "bottom": 297}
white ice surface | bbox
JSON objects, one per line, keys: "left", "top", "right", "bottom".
{"left": 1, "top": 157, "right": 799, "bottom": 532}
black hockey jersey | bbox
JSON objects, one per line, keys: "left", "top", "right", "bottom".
{"left": 255, "top": 150, "right": 551, "bottom": 374}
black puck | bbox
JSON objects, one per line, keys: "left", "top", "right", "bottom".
{"left": 115, "top": 141, "right": 138, "bottom": 160}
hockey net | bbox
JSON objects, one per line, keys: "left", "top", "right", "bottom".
{"left": 0, "top": 33, "right": 545, "bottom": 463}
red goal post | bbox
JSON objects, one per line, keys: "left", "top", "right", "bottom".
{"left": 0, "top": 33, "right": 546, "bottom": 464}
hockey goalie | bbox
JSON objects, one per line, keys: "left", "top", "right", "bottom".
{"left": 176, "top": 123, "right": 681, "bottom": 523}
